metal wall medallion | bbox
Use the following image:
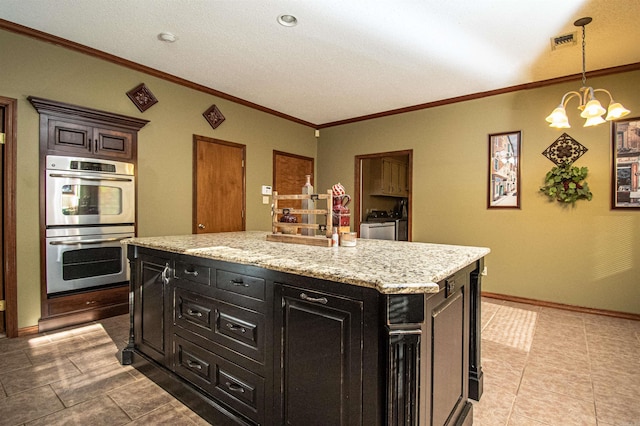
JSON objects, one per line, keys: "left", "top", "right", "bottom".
{"left": 126, "top": 83, "right": 158, "bottom": 112}
{"left": 203, "top": 104, "right": 225, "bottom": 129}
{"left": 542, "top": 133, "right": 588, "bottom": 165}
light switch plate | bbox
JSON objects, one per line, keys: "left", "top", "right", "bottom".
{"left": 261, "top": 185, "right": 272, "bottom": 195}
{"left": 262, "top": 196, "right": 269, "bottom": 204}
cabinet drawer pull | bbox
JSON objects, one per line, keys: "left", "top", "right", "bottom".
{"left": 231, "top": 279, "right": 249, "bottom": 287}
{"left": 184, "top": 269, "right": 199, "bottom": 277}
{"left": 161, "top": 263, "right": 170, "bottom": 285}
{"left": 226, "top": 323, "right": 247, "bottom": 333}
{"left": 187, "top": 309, "right": 203, "bottom": 317}
{"left": 225, "top": 382, "right": 245, "bottom": 393}
{"left": 300, "top": 293, "right": 328, "bottom": 304}
{"left": 186, "top": 360, "right": 202, "bottom": 370}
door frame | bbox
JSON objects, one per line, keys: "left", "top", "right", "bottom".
{"left": 1, "top": 96, "right": 18, "bottom": 338}
{"left": 354, "top": 149, "right": 413, "bottom": 241}
{"left": 192, "top": 134, "right": 246, "bottom": 233}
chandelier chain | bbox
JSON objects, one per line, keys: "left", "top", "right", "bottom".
{"left": 581, "top": 24, "right": 587, "bottom": 87}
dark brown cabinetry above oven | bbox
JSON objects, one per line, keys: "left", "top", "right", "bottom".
{"left": 29, "top": 96, "right": 148, "bottom": 332}
{"left": 29, "top": 97, "right": 148, "bottom": 161}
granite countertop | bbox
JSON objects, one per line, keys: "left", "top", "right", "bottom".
{"left": 124, "top": 231, "right": 490, "bottom": 294}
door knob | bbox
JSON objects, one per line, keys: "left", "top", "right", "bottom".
{"left": 198, "top": 224, "right": 205, "bottom": 229}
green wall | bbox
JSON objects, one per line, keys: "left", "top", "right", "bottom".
{"left": 316, "top": 70, "right": 640, "bottom": 315}
{"left": 1, "top": 29, "right": 317, "bottom": 328}
{"left": 3, "top": 28, "right": 639, "bottom": 330}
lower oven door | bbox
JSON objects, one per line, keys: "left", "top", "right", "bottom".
{"left": 46, "top": 229, "right": 133, "bottom": 295}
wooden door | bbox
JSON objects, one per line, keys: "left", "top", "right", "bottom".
{"left": 0, "top": 105, "right": 5, "bottom": 335}
{"left": 272, "top": 151, "right": 314, "bottom": 217}
{"left": 194, "top": 136, "right": 245, "bottom": 233}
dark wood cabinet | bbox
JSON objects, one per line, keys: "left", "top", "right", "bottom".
{"left": 123, "top": 245, "right": 483, "bottom": 426}
{"left": 47, "top": 119, "right": 134, "bottom": 160}
{"left": 275, "top": 284, "right": 364, "bottom": 426}
{"left": 425, "top": 272, "right": 471, "bottom": 426}
{"left": 29, "top": 97, "right": 148, "bottom": 333}
{"left": 133, "top": 251, "right": 171, "bottom": 365}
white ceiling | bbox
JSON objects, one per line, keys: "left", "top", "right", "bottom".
{"left": 1, "top": 0, "right": 639, "bottom": 126}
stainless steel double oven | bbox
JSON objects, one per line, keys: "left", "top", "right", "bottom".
{"left": 45, "top": 155, "right": 135, "bottom": 295}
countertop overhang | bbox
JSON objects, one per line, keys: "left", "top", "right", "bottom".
{"left": 124, "top": 231, "right": 490, "bottom": 294}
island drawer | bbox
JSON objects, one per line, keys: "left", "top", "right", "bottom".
{"left": 173, "top": 334, "right": 265, "bottom": 425}
{"left": 174, "top": 287, "right": 265, "bottom": 363}
{"left": 174, "top": 260, "right": 211, "bottom": 286}
{"left": 216, "top": 269, "right": 266, "bottom": 302}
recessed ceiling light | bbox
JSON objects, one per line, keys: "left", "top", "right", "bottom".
{"left": 158, "top": 32, "right": 177, "bottom": 43}
{"left": 277, "top": 14, "right": 298, "bottom": 27}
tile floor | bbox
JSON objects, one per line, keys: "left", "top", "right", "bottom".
{"left": 0, "top": 298, "right": 638, "bottom": 425}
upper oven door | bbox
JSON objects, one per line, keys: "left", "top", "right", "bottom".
{"left": 46, "top": 169, "right": 135, "bottom": 226}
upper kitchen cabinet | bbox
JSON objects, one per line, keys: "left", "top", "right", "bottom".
{"left": 370, "top": 156, "right": 408, "bottom": 197}
{"left": 29, "top": 97, "right": 148, "bottom": 161}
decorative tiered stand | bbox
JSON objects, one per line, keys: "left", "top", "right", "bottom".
{"left": 267, "top": 190, "right": 333, "bottom": 247}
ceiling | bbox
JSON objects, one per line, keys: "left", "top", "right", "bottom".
{"left": 1, "top": 0, "right": 639, "bottom": 127}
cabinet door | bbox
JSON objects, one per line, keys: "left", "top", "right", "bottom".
{"left": 48, "top": 119, "right": 93, "bottom": 155}
{"left": 134, "top": 254, "right": 171, "bottom": 365}
{"left": 427, "top": 279, "right": 469, "bottom": 426}
{"left": 94, "top": 127, "right": 134, "bottom": 160}
{"left": 277, "top": 285, "right": 363, "bottom": 426}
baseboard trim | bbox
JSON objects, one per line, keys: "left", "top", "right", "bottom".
{"left": 17, "top": 325, "right": 40, "bottom": 337}
{"left": 482, "top": 292, "right": 640, "bottom": 321}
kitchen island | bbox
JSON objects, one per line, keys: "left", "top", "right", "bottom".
{"left": 121, "top": 231, "right": 489, "bottom": 425}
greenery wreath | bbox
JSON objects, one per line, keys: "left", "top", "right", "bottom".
{"left": 539, "top": 161, "right": 593, "bottom": 204}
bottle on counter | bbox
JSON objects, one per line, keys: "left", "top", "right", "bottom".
{"left": 332, "top": 227, "right": 339, "bottom": 247}
{"left": 301, "top": 175, "right": 315, "bottom": 236}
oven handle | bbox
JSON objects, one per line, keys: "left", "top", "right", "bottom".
{"left": 49, "top": 236, "right": 131, "bottom": 246}
{"left": 48, "top": 173, "right": 133, "bottom": 182}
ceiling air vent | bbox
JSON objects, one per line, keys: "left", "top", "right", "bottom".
{"left": 551, "top": 31, "right": 577, "bottom": 50}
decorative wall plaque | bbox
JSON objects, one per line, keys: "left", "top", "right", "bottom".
{"left": 126, "top": 83, "right": 158, "bottom": 112}
{"left": 203, "top": 104, "right": 225, "bottom": 129}
{"left": 541, "top": 133, "right": 588, "bottom": 165}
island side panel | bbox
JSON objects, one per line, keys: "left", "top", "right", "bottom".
{"left": 468, "top": 258, "right": 484, "bottom": 401}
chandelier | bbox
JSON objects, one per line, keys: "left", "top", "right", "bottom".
{"left": 545, "top": 17, "right": 630, "bottom": 128}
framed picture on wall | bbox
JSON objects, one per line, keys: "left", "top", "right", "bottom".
{"left": 612, "top": 117, "right": 640, "bottom": 209}
{"left": 488, "top": 131, "right": 521, "bottom": 209}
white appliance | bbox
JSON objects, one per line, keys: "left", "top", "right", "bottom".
{"left": 360, "top": 221, "right": 396, "bottom": 240}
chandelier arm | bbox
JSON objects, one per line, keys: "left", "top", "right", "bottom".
{"left": 560, "top": 91, "right": 582, "bottom": 107}
{"left": 592, "top": 88, "right": 614, "bottom": 102}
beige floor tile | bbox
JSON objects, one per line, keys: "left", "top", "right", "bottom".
{"left": 594, "top": 392, "right": 640, "bottom": 426}
{"left": 0, "top": 349, "right": 33, "bottom": 375}
{"left": 24, "top": 335, "right": 99, "bottom": 365}
{"left": 519, "top": 362, "right": 593, "bottom": 402}
{"left": 67, "top": 341, "right": 122, "bottom": 372}
{"left": 507, "top": 414, "right": 550, "bottom": 425}
{"left": 0, "top": 385, "right": 64, "bottom": 426}
{"left": 0, "top": 333, "right": 52, "bottom": 355}
{"left": 25, "top": 394, "right": 131, "bottom": 426}
{"left": 591, "top": 369, "right": 640, "bottom": 401}
{"left": 107, "top": 376, "right": 175, "bottom": 420}
{"left": 0, "top": 358, "right": 82, "bottom": 395}
{"left": 537, "top": 307, "right": 586, "bottom": 327}
{"left": 512, "top": 386, "right": 597, "bottom": 425}
{"left": 472, "top": 381, "right": 515, "bottom": 426}
{"left": 483, "top": 306, "right": 538, "bottom": 352}
{"left": 125, "top": 402, "right": 202, "bottom": 425}
{"left": 51, "top": 360, "right": 137, "bottom": 407}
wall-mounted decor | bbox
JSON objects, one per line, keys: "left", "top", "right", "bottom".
{"left": 541, "top": 133, "right": 587, "bottom": 165}
{"left": 126, "top": 83, "right": 158, "bottom": 112}
{"left": 539, "top": 162, "right": 592, "bottom": 204}
{"left": 488, "top": 131, "right": 521, "bottom": 209}
{"left": 612, "top": 116, "right": 640, "bottom": 209}
{"left": 203, "top": 104, "right": 225, "bottom": 129}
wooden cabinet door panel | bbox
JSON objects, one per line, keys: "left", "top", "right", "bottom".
{"left": 94, "top": 127, "right": 133, "bottom": 159}
{"left": 48, "top": 120, "right": 92, "bottom": 154}
{"left": 134, "top": 254, "right": 170, "bottom": 365}
{"left": 278, "top": 285, "right": 363, "bottom": 426}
